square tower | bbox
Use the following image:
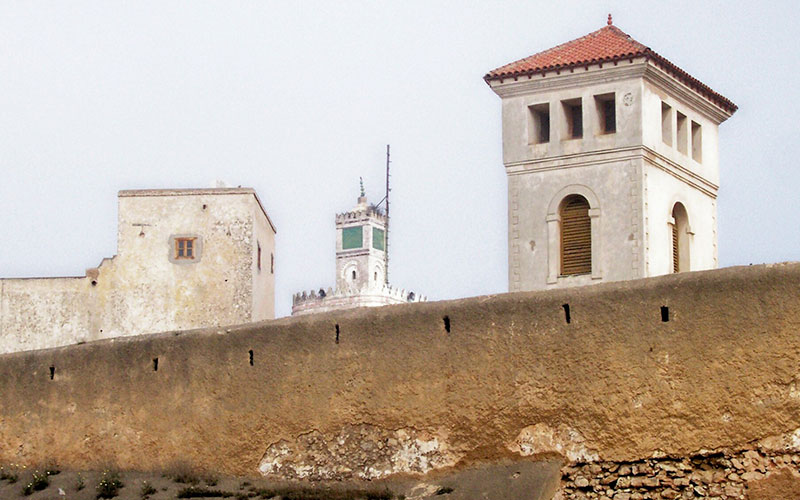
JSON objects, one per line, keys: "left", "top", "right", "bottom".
{"left": 485, "top": 18, "right": 736, "bottom": 291}
{"left": 107, "top": 187, "right": 277, "bottom": 334}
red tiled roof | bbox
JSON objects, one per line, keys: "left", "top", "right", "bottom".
{"left": 485, "top": 23, "right": 737, "bottom": 114}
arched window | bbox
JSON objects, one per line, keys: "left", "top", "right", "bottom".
{"left": 671, "top": 203, "right": 690, "bottom": 273}
{"left": 352, "top": 270, "right": 357, "bottom": 280}
{"left": 559, "top": 195, "right": 592, "bottom": 276}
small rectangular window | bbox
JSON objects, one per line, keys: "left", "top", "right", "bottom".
{"left": 175, "top": 238, "right": 195, "bottom": 259}
{"left": 527, "top": 103, "right": 550, "bottom": 144}
{"left": 661, "top": 102, "right": 672, "bottom": 146}
{"left": 594, "top": 93, "right": 615, "bottom": 134}
{"left": 691, "top": 121, "right": 702, "bottom": 163}
{"left": 270, "top": 253, "right": 274, "bottom": 274}
{"left": 562, "top": 99, "right": 583, "bottom": 139}
{"left": 257, "top": 242, "right": 262, "bottom": 271}
{"left": 676, "top": 112, "right": 688, "bottom": 154}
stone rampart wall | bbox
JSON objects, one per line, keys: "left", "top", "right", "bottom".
{"left": 1, "top": 263, "right": 799, "bottom": 497}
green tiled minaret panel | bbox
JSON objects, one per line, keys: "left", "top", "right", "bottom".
{"left": 342, "top": 226, "right": 363, "bottom": 249}
{"left": 372, "top": 228, "right": 385, "bottom": 250}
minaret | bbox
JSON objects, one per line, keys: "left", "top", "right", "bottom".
{"left": 291, "top": 177, "right": 425, "bottom": 316}
{"left": 335, "top": 179, "right": 387, "bottom": 293}
{"left": 485, "top": 16, "right": 736, "bottom": 292}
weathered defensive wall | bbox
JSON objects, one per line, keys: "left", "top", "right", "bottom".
{"left": 1, "top": 263, "right": 800, "bottom": 498}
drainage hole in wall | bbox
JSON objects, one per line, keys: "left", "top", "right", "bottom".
{"left": 248, "top": 349, "right": 254, "bottom": 366}
{"left": 49, "top": 366, "right": 55, "bottom": 380}
{"left": 91, "top": 280, "right": 97, "bottom": 286}
{"left": 335, "top": 324, "right": 340, "bottom": 344}
{"left": 661, "top": 306, "right": 670, "bottom": 322}
{"left": 202, "top": 204, "right": 207, "bottom": 210}
{"left": 562, "top": 304, "right": 571, "bottom": 324}
{"left": 443, "top": 315, "right": 451, "bottom": 333}
{"left": 153, "top": 358, "right": 159, "bottom": 371}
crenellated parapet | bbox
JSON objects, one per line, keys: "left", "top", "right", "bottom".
{"left": 335, "top": 207, "right": 386, "bottom": 224}
{"left": 292, "top": 283, "right": 426, "bottom": 315}
{"left": 293, "top": 284, "right": 425, "bottom": 306}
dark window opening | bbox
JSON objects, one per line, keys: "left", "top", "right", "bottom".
{"left": 562, "top": 304, "right": 571, "bottom": 324}
{"left": 248, "top": 350, "right": 254, "bottom": 366}
{"left": 443, "top": 315, "right": 451, "bottom": 333}
{"left": 352, "top": 270, "right": 357, "bottom": 280}
{"left": 661, "top": 102, "right": 672, "bottom": 145}
{"left": 691, "top": 121, "right": 703, "bottom": 162}
{"left": 49, "top": 366, "right": 55, "bottom": 380}
{"left": 270, "top": 253, "right": 274, "bottom": 274}
{"left": 257, "top": 242, "right": 262, "bottom": 271}
{"left": 661, "top": 306, "right": 670, "bottom": 322}
{"left": 528, "top": 103, "right": 550, "bottom": 144}
{"left": 595, "top": 94, "right": 616, "bottom": 134}
{"left": 153, "top": 358, "right": 159, "bottom": 371}
{"left": 676, "top": 111, "right": 688, "bottom": 154}
{"left": 562, "top": 99, "right": 583, "bottom": 139}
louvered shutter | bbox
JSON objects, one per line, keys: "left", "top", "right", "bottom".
{"left": 560, "top": 196, "right": 591, "bottom": 275}
{"left": 672, "top": 223, "right": 679, "bottom": 273}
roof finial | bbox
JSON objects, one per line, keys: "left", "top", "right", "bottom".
{"left": 607, "top": 13, "right": 613, "bottom": 25}
{"left": 359, "top": 176, "right": 365, "bottom": 197}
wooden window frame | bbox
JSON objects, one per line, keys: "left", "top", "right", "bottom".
{"left": 169, "top": 234, "right": 202, "bottom": 264}
{"left": 175, "top": 237, "right": 196, "bottom": 260}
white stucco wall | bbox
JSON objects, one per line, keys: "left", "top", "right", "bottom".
{"left": 642, "top": 164, "right": 717, "bottom": 276}
{"left": 508, "top": 159, "right": 644, "bottom": 291}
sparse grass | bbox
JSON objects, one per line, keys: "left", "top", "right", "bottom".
{"left": 96, "top": 470, "right": 124, "bottom": 499}
{"left": 75, "top": 472, "right": 85, "bottom": 491}
{"left": 168, "top": 462, "right": 202, "bottom": 485}
{"left": 434, "top": 486, "right": 454, "bottom": 495}
{"left": 176, "top": 486, "right": 236, "bottom": 498}
{"left": 21, "top": 469, "right": 50, "bottom": 496}
{"left": 44, "top": 460, "right": 61, "bottom": 476}
{"left": 251, "top": 487, "right": 393, "bottom": 500}
{"left": 0, "top": 463, "right": 22, "bottom": 483}
{"left": 140, "top": 480, "right": 157, "bottom": 498}
{"left": 166, "top": 461, "right": 222, "bottom": 486}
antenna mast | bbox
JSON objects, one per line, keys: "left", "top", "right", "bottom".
{"left": 384, "top": 144, "right": 390, "bottom": 285}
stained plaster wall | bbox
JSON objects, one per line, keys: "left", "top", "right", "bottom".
{"left": 0, "top": 188, "right": 276, "bottom": 354}
{"left": 1, "top": 263, "right": 799, "bottom": 491}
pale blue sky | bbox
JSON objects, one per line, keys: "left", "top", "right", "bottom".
{"left": 1, "top": 1, "right": 797, "bottom": 317}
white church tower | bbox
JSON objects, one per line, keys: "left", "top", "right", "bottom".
{"left": 292, "top": 180, "right": 426, "bottom": 316}
{"left": 485, "top": 16, "right": 737, "bottom": 292}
